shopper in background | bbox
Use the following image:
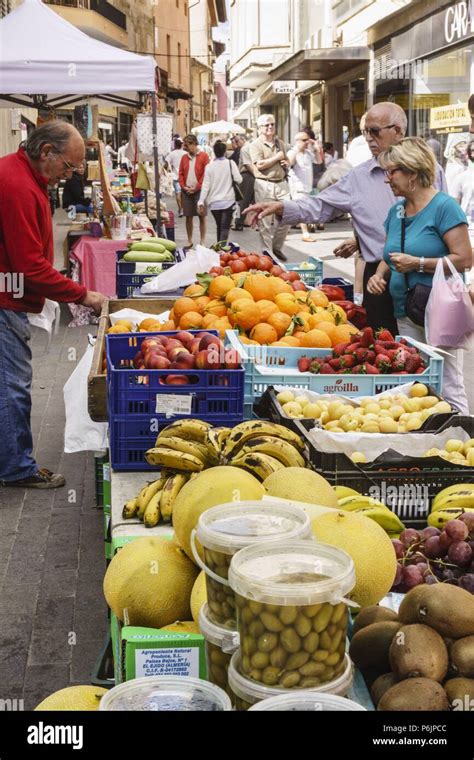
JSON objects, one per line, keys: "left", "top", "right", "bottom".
{"left": 451, "top": 142, "right": 474, "bottom": 225}
{"left": 0, "top": 121, "right": 106, "bottom": 488}
{"left": 117, "top": 139, "right": 131, "bottom": 172}
{"left": 445, "top": 136, "right": 468, "bottom": 196}
{"left": 178, "top": 134, "right": 209, "bottom": 248}
{"left": 367, "top": 137, "right": 471, "bottom": 413}
{"left": 234, "top": 136, "right": 255, "bottom": 231}
{"left": 166, "top": 138, "right": 186, "bottom": 218}
{"left": 62, "top": 160, "right": 92, "bottom": 214}
{"left": 198, "top": 140, "right": 242, "bottom": 243}
{"left": 244, "top": 101, "right": 448, "bottom": 336}
{"left": 249, "top": 113, "right": 290, "bottom": 261}
{"left": 288, "top": 131, "right": 319, "bottom": 242}
{"left": 323, "top": 142, "right": 338, "bottom": 166}
{"left": 105, "top": 139, "right": 117, "bottom": 170}
{"left": 346, "top": 114, "right": 372, "bottom": 167}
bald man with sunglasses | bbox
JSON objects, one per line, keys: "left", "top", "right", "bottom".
{"left": 245, "top": 102, "right": 447, "bottom": 335}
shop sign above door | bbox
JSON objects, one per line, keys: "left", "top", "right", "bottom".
{"left": 444, "top": 1, "right": 474, "bottom": 44}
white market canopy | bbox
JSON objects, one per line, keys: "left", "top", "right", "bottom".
{"left": 192, "top": 120, "right": 246, "bottom": 135}
{"left": 0, "top": 0, "right": 156, "bottom": 108}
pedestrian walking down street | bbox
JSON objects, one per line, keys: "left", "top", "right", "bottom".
{"left": 249, "top": 114, "right": 290, "bottom": 261}
{"left": 117, "top": 139, "right": 131, "bottom": 172}
{"left": 288, "top": 131, "right": 322, "bottom": 242}
{"left": 178, "top": 134, "right": 209, "bottom": 247}
{"left": 0, "top": 121, "right": 106, "bottom": 489}
{"left": 198, "top": 140, "right": 243, "bottom": 243}
{"left": 245, "top": 101, "right": 448, "bottom": 337}
{"left": 166, "top": 138, "right": 187, "bottom": 217}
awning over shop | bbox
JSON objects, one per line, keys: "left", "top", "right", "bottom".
{"left": 270, "top": 47, "right": 371, "bottom": 81}
{"left": 232, "top": 81, "right": 273, "bottom": 121}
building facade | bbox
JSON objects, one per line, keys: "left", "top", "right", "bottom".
{"left": 189, "top": 0, "right": 227, "bottom": 129}
{"left": 154, "top": 0, "right": 192, "bottom": 136}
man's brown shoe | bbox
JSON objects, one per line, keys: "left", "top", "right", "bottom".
{"left": 2, "top": 468, "right": 66, "bottom": 489}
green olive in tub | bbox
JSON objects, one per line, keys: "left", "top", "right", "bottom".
{"left": 204, "top": 548, "right": 236, "bottom": 627}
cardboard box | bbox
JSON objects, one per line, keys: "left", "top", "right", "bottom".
{"left": 110, "top": 613, "right": 206, "bottom": 683}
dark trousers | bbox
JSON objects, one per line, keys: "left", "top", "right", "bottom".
{"left": 238, "top": 172, "right": 255, "bottom": 219}
{"left": 363, "top": 261, "right": 399, "bottom": 336}
{"left": 211, "top": 205, "right": 235, "bottom": 243}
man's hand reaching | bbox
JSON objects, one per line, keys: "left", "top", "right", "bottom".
{"left": 333, "top": 238, "right": 359, "bottom": 259}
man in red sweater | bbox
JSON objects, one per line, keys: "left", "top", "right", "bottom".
{"left": 178, "top": 134, "right": 209, "bottom": 247}
{"left": 0, "top": 121, "right": 106, "bottom": 488}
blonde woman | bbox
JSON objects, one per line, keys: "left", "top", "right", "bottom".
{"left": 367, "top": 137, "right": 472, "bottom": 413}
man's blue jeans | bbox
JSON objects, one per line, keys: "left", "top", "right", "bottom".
{"left": 0, "top": 310, "right": 37, "bottom": 482}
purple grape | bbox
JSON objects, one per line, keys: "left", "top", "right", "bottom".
{"left": 392, "top": 539, "right": 405, "bottom": 560}
{"left": 459, "top": 574, "right": 474, "bottom": 593}
{"left": 411, "top": 554, "right": 428, "bottom": 565}
{"left": 443, "top": 568, "right": 460, "bottom": 583}
{"left": 458, "top": 513, "right": 474, "bottom": 532}
{"left": 424, "top": 536, "right": 444, "bottom": 559}
{"left": 400, "top": 529, "right": 421, "bottom": 548}
{"left": 392, "top": 564, "right": 403, "bottom": 587}
{"left": 403, "top": 565, "right": 423, "bottom": 589}
{"left": 415, "top": 562, "right": 429, "bottom": 576}
{"left": 469, "top": 541, "right": 474, "bottom": 553}
{"left": 425, "top": 574, "right": 439, "bottom": 585}
{"left": 445, "top": 519, "right": 469, "bottom": 541}
{"left": 421, "top": 527, "right": 441, "bottom": 539}
{"left": 448, "top": 541, "right": 472, "bottom": 567}
{"left": 439, "top": 531, "right": 453, "bottom": 553}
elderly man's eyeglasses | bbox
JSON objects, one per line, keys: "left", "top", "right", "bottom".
{"left": 362, "top": 124, "right": 396, "bottom": 138}
{"left": 262, "top": 123, "right": 275, "bottom": 129}
{"left": 52, "top": 150, "right": 82, "bottom": 172}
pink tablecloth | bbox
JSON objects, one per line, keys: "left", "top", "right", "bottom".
{"left": 70, "top": 238, "right": 127, "bottom": 297}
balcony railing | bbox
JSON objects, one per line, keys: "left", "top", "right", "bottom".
{"left": 45, "top": 0, "right": 127, "bottom": 30}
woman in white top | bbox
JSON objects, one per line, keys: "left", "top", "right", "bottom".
{"left": 198, "top": 141, "right": 242, "bottom": 243}
{"left": 288, "top": 132, "right": 321, "bottom": 242}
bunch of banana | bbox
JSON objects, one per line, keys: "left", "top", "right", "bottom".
{"left": 431, "top": 483, "right": 474, "bottom": 513}
{"left": 223, "top": 420, "right": 307, "bottom": 480}
{"left": 122, "top": 473, "right": 190, "bottom": 528}
{"left": 427, "top": 506, "right": 474, "bottom": 529}
{"left": 337, "top": 494, "right": 405, "bottom": 534}
{"left": 205, "top": 427, "right": 232, "bottom": 460}
{"left": 145, "top": 419, "right": 221, "bottom": 472}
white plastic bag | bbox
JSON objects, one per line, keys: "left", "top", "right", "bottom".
{"left": 28, "top": 299, "right": 60, "bottom": 348}
{"left": 140, "top": 246, "right": 220, "bottom": 294}
{"left": 63, "top": 341, "right": 108, "bottom": 453}
{"left": 425, "top": 258, "right": 474, "bottom": 349}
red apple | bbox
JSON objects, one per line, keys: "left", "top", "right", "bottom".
{"left": 279, "top": 272, "right": 292, "bottom": 281}
{"left": 146, "top": 354, "right": 171, "bottom": 369}
{"left": 257, "top": 257, "right": 273, "bottom": 272}
{"left": 198, "top": 333, "right": 222, "bottom": 352}
{"left": 224, "top": 348, "right": 241, "bottom": 369}
{"left": 292, "top": 280, "right": 307, "bottom": 291}
{"left": 174, "top": 331, "right": 194, "bottom": 346}
{"left": 220, "top": 253, "right": 232, "bottom": 264}
{"left": 231, "top": 259, "right": 247, "bottom": 273}
{"left": 165, "top": 339, "right": 184, "bottom": 351}
{"left": 168, "top": 346, "right": 190, "bottom": 361}
{"left": 165, "top": 374, "right": 190, "bottom": 385}
{"left": 210, "top": 266, "right": 225, "bottom": 276}
{"left": 287, "top": 271, "right": 300, "bottom": 282}
{"left": 141, "top": 338, "right": 161, "bottom": 356}
{"left": 195, "top": 349, "right": 213, "bottom": 369}
{"left": 245, "top": 254, "right": 259, "bottom": 270}
{"left": 270, "top": 265, "right": 283, "bottom": 276}
{"left": 133, "top": 350, "right": 142, "bottom": 368}
{"left": 188, "top": 337, "right": 202, "bottom": 355}
{"left": 173, "top": 353, "right": 196, "bottom": 369}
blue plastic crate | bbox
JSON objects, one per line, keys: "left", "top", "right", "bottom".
{"left": 109, "top": 414, "right": 242, "bottom": 470}
{"left": 322, "top": 277, "right": 354, "bottom": 302}
{"left": 106, "top": 330, "right": 245, "bottom": 419}
{"left": 115, "top": 248, "right": 185, "bottom": 299}
{"left": 284, "top": 256, "right": 323, "bottom": 287}
{"left": 226, "top": 330, "right": 444, "bottom": 408}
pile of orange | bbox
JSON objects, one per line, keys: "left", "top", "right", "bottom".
{"left": 133, "top": 273, "right": 360, "bottom": 347}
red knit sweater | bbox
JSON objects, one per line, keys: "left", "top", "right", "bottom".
{"left": 0, "top": 149, "right": 87, "bottom": 313}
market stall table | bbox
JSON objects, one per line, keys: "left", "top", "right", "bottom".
{"left": 70, "top": 237, "right": 126, "bottom": 297}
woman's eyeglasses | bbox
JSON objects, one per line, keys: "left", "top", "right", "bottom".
{"left": 384, "top": 167, "right": 403, "bottom": 178}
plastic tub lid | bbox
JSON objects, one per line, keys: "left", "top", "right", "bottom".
{"left": 228, "top": 540, "right": 355, "bottom": 606}
{"left": 99, "top": 676, "right": 232, "bottom": 711}
{"left": 228, "top": 651, "right": 354, "bottom": 705}
{"left": 249, "top": 692, "right": 366, "bottom": 711}
{"left": 195, "top": 501, "right": 311, "bottom": 555}
{"left": 199, "top": 603, "right": 240, "bottom": 652}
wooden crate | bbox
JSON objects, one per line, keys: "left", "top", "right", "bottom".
{"left": 88, "top": 297, "right": 175, "bottom": 422}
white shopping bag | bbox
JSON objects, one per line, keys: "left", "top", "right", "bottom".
{"left": 63, "top": 340, "right": 108, "bottom": 453}
{"left": 140, "top": 246, "right": 220, "bottom": 294}
{"left": 28, "top": 299, "right": 60, "bottom": 348}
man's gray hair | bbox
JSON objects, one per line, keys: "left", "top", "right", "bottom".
{"left": 24, "top": 120, "right": 77, "bottom": 160}
{"left": 367, "top": 102, "right": 407, "bottom": 135}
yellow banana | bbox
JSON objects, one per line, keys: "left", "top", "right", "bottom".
{"left": 156, "top": 418, "right": 212, "bottom": 444}
{"left": 231, "top": 451, "right": 284, "bottom": 481}
{"left": 143, "top": 491, "right": 161, "bottom": 528}
{"left": 428, "top": 506, "right": 474, "bottom": 529}
{"left": 154, "top": 435, "right": 211, "bottom": 465}
{"left": 224, "top": 420, "right": 305, "bottom": 457}
{"left": 137, "top": 478, "right": 166, "bottom": 519}
{"left": 431, "top": 492, "right": 474, "bottom": 513}
{"left": 355, "top": 507, "right": 405, "bottom": 534}
{"left": 160, "top": 473, "right": 188, "bottom": 522}
{"left": 334, "top": 486, "right": 360, "bottom": 500}
{"left": 238, "top": 436, "right": 306, "bottom": 468}
{"left": 206, "top": 427, "right": 229, "bottom": 461}
{"left": 145, "top": 446, "right": 204, "bottom": 472}
{"left": 337, "top": 495, "right": 389, "bottom": 512}
{"left": 432, "top": 483, "right": 474, "bottom": 511}
{"left": 217, "top": 427, "right": 232, "bottom": 447}
{"left": 122, "top": 498, "right": 138, "bottom": 520}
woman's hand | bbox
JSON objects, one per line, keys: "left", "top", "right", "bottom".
{"left": 367, "top": 274, "right": 387, "bottom": 295}
{"left": 197, "top": 204, "right": 206, "bottom": 216}
{"left": 389, "top": 252, "right": 418, "bottom": 273}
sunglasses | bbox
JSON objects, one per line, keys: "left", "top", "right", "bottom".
{"left": 262, "top": 123, "right": 275, "bottom": 128}
{"left": 362, "top": 124, "right": 396, "bottom": 138}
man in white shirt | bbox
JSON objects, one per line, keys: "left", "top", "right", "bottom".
{"left": 105, "top": 140, "right": 117, "bottom": 170}
{"left": 288, "top": 131, "right": 320, "bottom": 242}
{"left": 117, "top": 140, "right": 131, "bottom": 172}
{"left": 166, "top": 138, "right": 186, "bottom": 217}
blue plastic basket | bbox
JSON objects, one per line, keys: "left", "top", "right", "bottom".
{"left": 322, "top": 277, "right": 354, "bottom": 302}
{"left": 284, "top": 256, "right": 323, "bottom": 287}
{"left": 226, "top": 330, "right": 444, "bottom": 409}
{"left": 115, "top": 248, "right": 185, "bottom": 299}
{"left": 106, "top": 330, "right": 245, "bottom": 418}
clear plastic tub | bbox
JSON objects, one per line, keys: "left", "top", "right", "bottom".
{"left": 228, "top": 540, "right": 355, "bottom": 689}
{"left": 199, "top": 603, "right": 239, "bottom": 701}
{"left": 192, "top": 501, "right": 311, "bottom": 627}
{"left": 249, "top": 692, "right": 366, "bottom": 711}
{"left": 99, "top": 675, "right": 232, "bottom": 711}
{"left": 228, "top": 651, "right": 354, "bottom": 711}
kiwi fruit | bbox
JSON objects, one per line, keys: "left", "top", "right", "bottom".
{"left": 352, "top": 605, "right": 398, "bottom": 635}
{"left": 378, "top": 678, "right": 449, "bottom": 711}
{"left": 399, "top": 584, "right": 474, "bottom": 639}
{"left": 444, "top": 677, "right": 474, "bottom": 709}
{"left": 451, "top": 636, "right": 474, "bottom": 678}
{"left": 370, "top": 673, "right": 398, "bottom": 707}
{"left": 389, "top": 624, "right": 448, "bottom": 683}
{"left": 349, "top": 621, "right": 401, "bottom": 673}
